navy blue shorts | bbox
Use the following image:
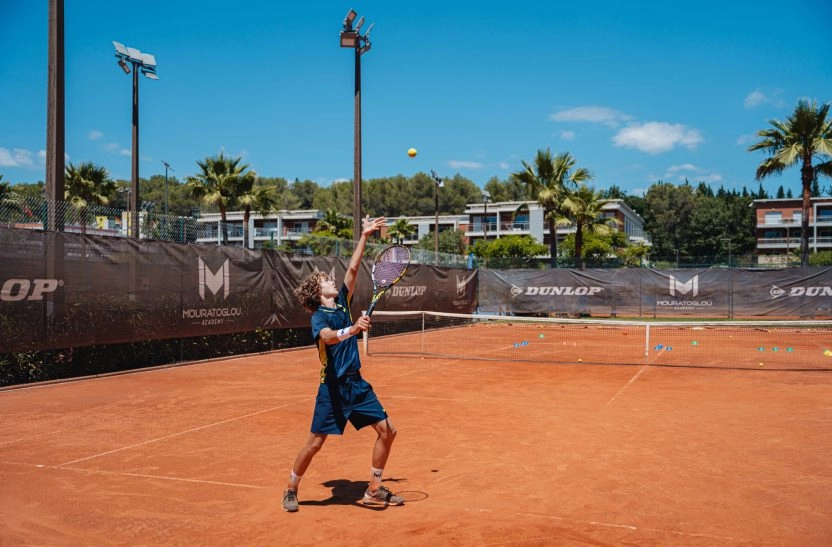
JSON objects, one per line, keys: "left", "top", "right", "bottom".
{"left": 310, "top": 373, "right": 388, "bottom": 435}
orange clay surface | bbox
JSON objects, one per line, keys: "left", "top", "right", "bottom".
{"left": 1, "top": 344, "right": 831, "bottom": 546}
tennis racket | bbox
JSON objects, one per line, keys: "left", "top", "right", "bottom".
{"left": 366, "top": 244, "right": 411, "bottom": 317}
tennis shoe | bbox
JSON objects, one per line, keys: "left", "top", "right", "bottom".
{"left": 282, "top": 489, "right": 299, "bottom": 512}
{"left": 363, "top": 485, "right": 404, "bottom": 506}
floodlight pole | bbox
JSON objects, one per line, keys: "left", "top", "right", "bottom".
{"left": 131, "top": 66, "right": 140, "bottom": 238}
{"left": 721, "top": 237, "right": 732, "bottom": 268}
{"left": 113, "top": 41, "right": 158, "bottom": 238}
{"left": 482, "top": 190, "right": 491, "bottom": 241}
{"left": 162, "top": 160, "right": 172, "bottom": 217}
{"left": 340, "top": 10, "right": 373, "bottom": 242}
{"left": 431, "top": 171, "right": 443, "bottom": 264}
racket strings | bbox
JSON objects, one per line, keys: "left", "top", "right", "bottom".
{"left": 372, "top": 246, "right": 410, "bottom": 287}
{"left": 373, "top": 261, "right": 407, "bottom": 286}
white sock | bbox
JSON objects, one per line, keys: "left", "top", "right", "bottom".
{"left": 370, "top": 467, "right": 383, "bottom": 484}
{"left": 289, "top": 470, "right": 302, "bottom": 489}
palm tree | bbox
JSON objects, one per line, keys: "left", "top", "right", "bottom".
{"left": 387, "top": 217, "right": 415, "bottom": 244}
{"left": 558, "top": 184, "right": 620, "bottom": 270}
{"left": 237, "top": 180, "right": 277, "bottom": 249}
{"left": 510, "top": 149, "right": 592, "bottom": 268}
{"left": 185, "top": 153, "right": 255, "bottom": 245}
{"left": 64, "top": 161, "right": 115, "bottom": 233}
{"left": 748, "top": 99, "right": 832, "bottom": 266}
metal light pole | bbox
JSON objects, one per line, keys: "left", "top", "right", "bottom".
{"left": 482, "top": 190, "right": 491, "bottom": 241}
{"left": 162, "top": 160, "right": 173, "bottom": 216}
{"left": 340, "top": 10, "right": 373, "bottom": 241}
{"left": 721, "top": 237, "right": 732, "bottom": 268}
{"left": 113, "top": 41, "right": 158, "bottom": 238}
{"left": 673, "top": 247, "right": 679, "bottom": 268}
{"left": 431, "top": 170, "right": 444, "bottom": 264}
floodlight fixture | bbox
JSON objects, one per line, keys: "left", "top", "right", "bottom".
{"left": 340, "top": 31, "right": 359, "bottom": 48}
{"left": 343, "top": 9, "right": 357, "bottom": 28}
{"left": 118, "top": 59, "right": 130, "bottom": 74}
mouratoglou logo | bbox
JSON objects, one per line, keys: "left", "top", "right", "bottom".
{"left": 199, "top": 258, "right": 229, "bottom": 300}
{"left": 658, "top": 275, "right": 712, "bottom": 310}
{"left": 668, "top": 275, "right": 698, "bottom": 297}
{"left": 185, "top": 257, "right": 240, "bottom": 326}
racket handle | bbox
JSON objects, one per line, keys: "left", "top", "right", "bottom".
{"left": 366, "top": 302, "right": 377, "bottom": 317}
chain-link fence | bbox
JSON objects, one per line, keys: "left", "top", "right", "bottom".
{"left": 1, "top": 195, "right": 810, "bottom": 269}
{"left": 0, "top": 195, "right": 199, "bottom": 243}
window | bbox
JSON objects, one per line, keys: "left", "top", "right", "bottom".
{"left": 764, "top": 212, "right": 782, "bottom": 224}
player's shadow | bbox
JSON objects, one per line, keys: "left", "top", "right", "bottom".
{"left": 299, "top": 478, "right": 408, "bottom": 511}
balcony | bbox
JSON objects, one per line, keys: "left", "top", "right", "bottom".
{"left": 501, "top": 221, "right": 530, "bottom": 232}
{"left": 757, "top": 236, "right": 832, "bottom": 249}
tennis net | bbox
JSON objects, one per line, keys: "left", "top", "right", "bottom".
{"left": 365, "top": 311, "right": 832, "bottom": 370}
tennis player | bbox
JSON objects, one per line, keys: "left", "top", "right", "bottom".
{"left": 282, "top": 215, "right": 404, "bottom": 512}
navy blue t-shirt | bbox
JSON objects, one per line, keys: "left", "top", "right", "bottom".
{"left": 311, "top": 285, "right": 360, "bottom": 379}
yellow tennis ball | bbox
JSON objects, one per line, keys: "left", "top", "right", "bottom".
{"left": 407, "top": 148, "right": 417, "bottom": 158}
{"left": 758, "top": 362, "right": 764, "bottom": 367}
{"left": 824, "top": 350, "right": 832, "bottom": 357}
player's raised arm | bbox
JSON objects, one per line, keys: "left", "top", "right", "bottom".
{"left": 344, "top": 215, "right": 386, "bottom": 294}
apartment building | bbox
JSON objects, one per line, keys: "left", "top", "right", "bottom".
{"left": 462, "top": 199, "right": 648, "bottom": 246}
{"left": 195, "top": 209, "right": 325, "bottom": 248}
{"left": 753, "top": 197, "right": 832, "bottom": 261}
{"left": 194, "top": 199, "right": 648, "bottom": 251}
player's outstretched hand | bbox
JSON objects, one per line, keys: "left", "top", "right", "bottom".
{"left": 362, "top": 215, "right": 386, "bottom": 237}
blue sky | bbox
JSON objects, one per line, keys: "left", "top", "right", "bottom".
{"left": 1, "top": 0, "right": 830, "bottom": 197}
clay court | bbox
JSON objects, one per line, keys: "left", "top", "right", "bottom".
{"left": 2, "top": 330, "right": 832, "bottom": 545}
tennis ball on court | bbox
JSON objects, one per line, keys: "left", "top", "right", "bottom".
{"left": 758, "top": 362, "right": 764, "bottom": 367}
{"left": 407, "top": 148, "right": 418, "bottom": 158}
{"left": 578, "top": 358, "right": 583, "bottom": 363}
{"left": 824, "top": 350, "right": 832, "bottom": 357}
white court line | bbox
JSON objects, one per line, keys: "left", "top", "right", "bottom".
{"left": 603, "top": 365, "right": 649, "bottom": 409}
{"left": 0, "top": 459, "right": 266, "bottom": 489}
{"left": 481, "top": 509, "right": 740, "bottom": 544}
{"left": 1, "top": 458, "right": 745, "bottom": 543}
{"left": 387, "top": 395, "right": 471, "bottom": 402}
{"left": 57, "top": 398, "right": 312, "bottom": 467}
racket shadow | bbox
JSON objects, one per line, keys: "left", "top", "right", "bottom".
{"left": 300, "top": 478, "right": 414, "bottom": 510}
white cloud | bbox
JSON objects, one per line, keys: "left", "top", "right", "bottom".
{"left": 560, "top": 130, "right": 575, "bottom": 141}
{"left": 665, "top": 163, "right": 699, "bottom": 175}
{"left": 89, "top": 130, "right": 103, "bottom": 140}
{"left": 448, "top": 160, "right": 482, "bottom": 169}
{"left": 613, "top": 122, "right": 703, "bottom": 154}
{"left": 549, "top": 106, "right": 632, "bottom": 127}
{"left": 663, "top": 163, "right": 723, "bottom": 184}
{"left": 498, "top": 161, "right": 509, "bottom": 169}
{"left": 0, "top": 147, "right": 37, "bottom": 168}
{"left": 743, "top": 88, "right": 784, "bottom": 109}
{"left": 698, "top": 173, "right": 723, "bottom": 184}
{"left": 736, "top": 133, "right": 756, "bottom": 146}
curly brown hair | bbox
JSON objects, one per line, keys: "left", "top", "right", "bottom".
{"left": 294, "top": 271, "right": 328, "bottom": 311}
